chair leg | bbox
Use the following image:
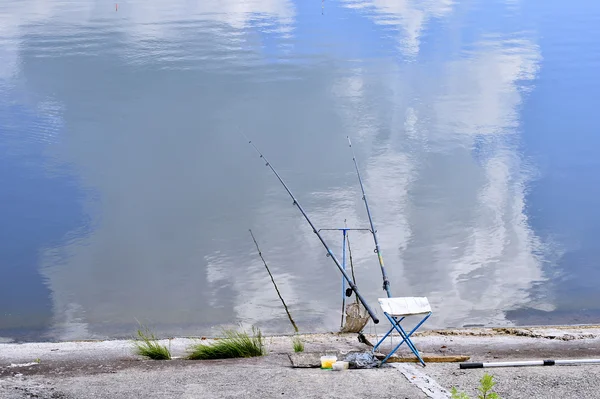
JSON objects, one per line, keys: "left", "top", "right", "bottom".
{"left": 372, "top": 317, "right": 405, "bottom": 353}
{"left": 398, "top": 312, "right": 431, "bottom": 366}
{"left": 379, "top": 335, "right": 410, "bottom": 365}
{"left": 378, "top": 314, "right": 410, "bottom": 366}
{"left": 396, "top": 325, "right": 425, "bottom": 366}
{"left": 379, "top": 312, "right": 432, "bottom": 367}
{"left": 372, "top": 327, "right": 394, "bottom": 354}
{"left": 398, "top": 313, "right": 431, "bottom": 360}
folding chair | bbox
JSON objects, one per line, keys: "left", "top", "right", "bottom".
{"left": 372, "top": 297, "right": 432, "bottom": 366}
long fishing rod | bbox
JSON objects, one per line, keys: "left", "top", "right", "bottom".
{"left": 347, "top": 137, "right": 392, "bottom": 298}
{"left": 249, "top": 229, "right": 299, "bottom": 333}
{"left": 245, "top": 137, "right": 379, "bottom": 324}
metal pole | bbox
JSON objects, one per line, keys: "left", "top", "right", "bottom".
{"left": 340, "top": 228, "right": 348, "bottom": 328}
{"left": 245, "top": 137, "right": 380, "bottom": 324}
{"left": 460, "top": 358, "right": 600, "bottom": 369}
{"left": 346, "top": 233, "right": 358, "bottom": 305}
{"left": 347, "top": 137, "right": 392, "bottom": 298}
{"left": 319, "top": 227, "right": 371, "bottom": 324}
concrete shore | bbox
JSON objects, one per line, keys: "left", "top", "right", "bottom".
{"left": 2, "top": 325, "right": 600, "bottom": 398}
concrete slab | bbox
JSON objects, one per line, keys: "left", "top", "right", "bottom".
{"left": 0, "top": 355, "right": 429, "bottom": 399}
{"left": 3, "top": 327, "right": 600, "bottom": 398}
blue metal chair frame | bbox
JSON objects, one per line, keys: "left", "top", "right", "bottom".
{"left": 373, "top": 311, "right": 432, "bottom": 366}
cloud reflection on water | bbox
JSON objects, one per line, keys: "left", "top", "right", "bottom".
{"left": 342, "top": 0, "right": 454, "bottom": 57}
{"left": 297, "top": 34, "right": 549, "bottom": 328}
{"left": 0, "top": 0, "right": 555, "bottom": 339}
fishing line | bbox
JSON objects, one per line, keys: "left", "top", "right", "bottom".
{"left": 244, "top": 135, "right": 380, "bottom": 324}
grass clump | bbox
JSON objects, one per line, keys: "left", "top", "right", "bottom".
{"left": 188, "top": 326, "right": 265, "bottom": 360}
{"left": 133, "top": 325, "right": 171, "bottom": 360}
{"left": 292, "top": 335, "right": 304, "bottom": 353}
{"left": 451, "top": 373, "right": 501, "bottom": 399}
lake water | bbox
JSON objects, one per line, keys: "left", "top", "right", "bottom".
{"left": 1, "top": 0, "right": 600, "bottom": 342}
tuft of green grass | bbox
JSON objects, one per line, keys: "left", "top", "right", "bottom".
{"left": 451, "top": 373, "right": 501, "bottom": 399}
{"left": 187, "top": 326, "right": 265, "bottom": 360}
{"left": 450, "top": 388, "right": 470, "bottom": 399}
{"left": 292, "top": 335, "right": 304, "bottom": 353}
{"left": 133, "top": 325, "right": 171, "bottom": 360}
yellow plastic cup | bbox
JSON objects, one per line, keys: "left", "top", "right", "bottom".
{"left": 320, "top": 355, "right": 337, "bottom": 369}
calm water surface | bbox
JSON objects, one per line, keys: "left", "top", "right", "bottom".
{"left": 1, "top": 0, "right": 600, "bottom": 341}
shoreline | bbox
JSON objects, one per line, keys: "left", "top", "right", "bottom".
{"left": 4, "top": 323, "right": 600, "bottom": 344}
{"left": 3, "top": 324, "right": 600, "bottom": 366}
{"left": 4, "top": 322, "right": 600, "bottom": 343}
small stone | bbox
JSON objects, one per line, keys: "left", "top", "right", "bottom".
{"left": 288, "top": 353, "right": 321, "bottom": 368}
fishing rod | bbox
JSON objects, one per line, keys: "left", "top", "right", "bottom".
{"left": 245, "top": 136, "right": 380, "bottom": 324}
{"left": 249, "top": 229, "right": 299, "bottom": 333}
{"left": 347, "top": 137, "right": 392, "bottom": 298}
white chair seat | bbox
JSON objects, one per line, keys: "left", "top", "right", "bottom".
{"left": 378, "top": 297, "right": 431, "bottom": 316}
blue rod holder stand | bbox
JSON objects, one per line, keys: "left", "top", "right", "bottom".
{"left": 318, "top": 227, "right": 371, "bottom": 327}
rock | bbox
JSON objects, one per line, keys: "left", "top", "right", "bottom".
{"left": 288, "top": 353, "right": 322, "bottom": 368}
